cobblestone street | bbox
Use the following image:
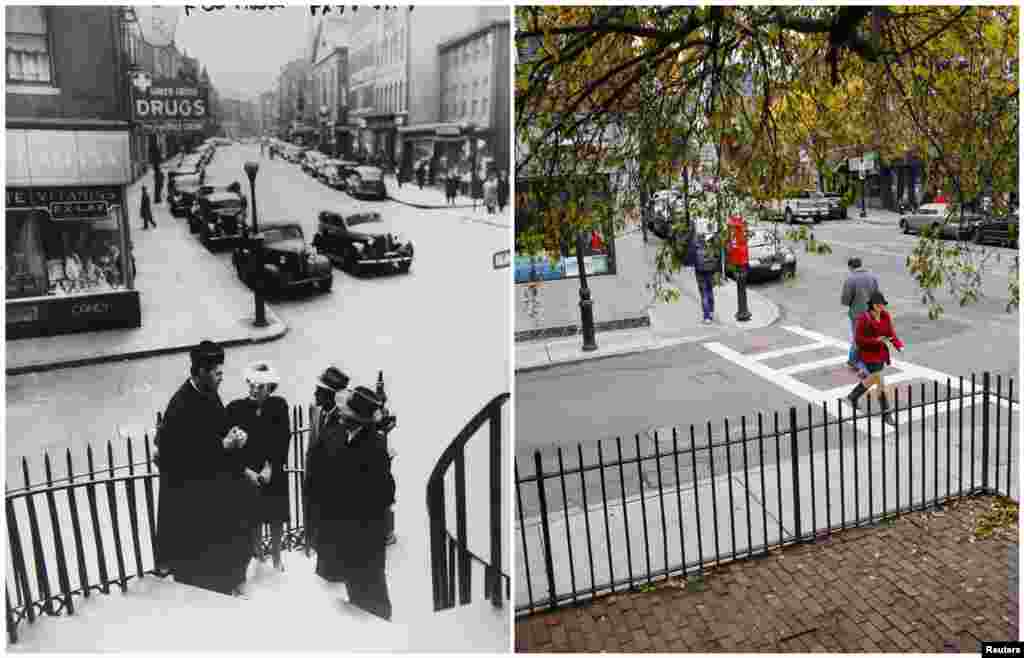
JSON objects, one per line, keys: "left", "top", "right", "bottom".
{"left": 516, "top": 495, "right": 1018, "bottom": 653}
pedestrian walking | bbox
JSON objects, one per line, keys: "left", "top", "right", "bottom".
{"left": 303, "top": 366, "right": 350, "bottom": 555}
{"left": 140, "top": 186, "right": 156, "bottom": 229}
{"left": 497, "top": 170, "right": 509, "bottom": 213}
{"left": 446, "top": 170, "right": 457, "bottom": 205}
{"left": 416, "top": 162, "right": 425, "bottom": 190}
{"left": 226, "top": 361, "right": 291, "bottom": 578}
{"left": 154, "top": 341, "right": 253, "bottom": 596}
{"left": 844, "top": 291, "right": 905, "bottom": 426}
{"left": 840, "top": 257, "right": 878, "bottom": 378}
{"left": 304, "top": 384, "right": 395, "bottom": 621}
{"left": 153, "top": 165, "right": 165, "bottom": 204}
{"left": 687, "top": 223, "right": 720, "bottom": 324}
{"left": 483, "top": 172, "right": 499, "bottom": 215}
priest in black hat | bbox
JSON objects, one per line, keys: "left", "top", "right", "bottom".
{"left": 305, "top": 385, "right": 396, "bottom": 621}
{"left": 154, "top": 340, "right": 252, "bottom": 596}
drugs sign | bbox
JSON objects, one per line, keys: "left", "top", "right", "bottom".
{"left": 131, "top": 78, "right": 210, "bottom": 129}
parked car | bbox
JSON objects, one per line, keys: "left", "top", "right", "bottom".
{"left": 312, "top": 209, "right": 413, "bottom": 275}
{"left": 169, "top": 173, "right": 204, "bottom": 217}
{"left": 769, "top": 190, "right": 829, "bottom": 224}
{"left": 315, "top": 158, "right": 339, "bottom": 184}
{"left": 196, "top": 191, "right": 249, "bottom": 250}
{"left": 347, "top": 165, "right": 388, "bottom": 200}
{"left": 302, "top": 151, "right": 326, "bottom": 176}
{"left": 728, "top": 227, "right": 797, "bottom": 282}
{"left": 822, "top": 192, "right": 848, "bottom": 219}
{"left": 900, "top": 203, "right": 985, "bottom": 240}
{"left": 647, "top": 189, "right": 686, "bottom": 239}
{"left": 974, "top": 212, "right": 1019, "bottom": 248}
{"left": 232, "top": 221, "right": 333, "bottom": 293}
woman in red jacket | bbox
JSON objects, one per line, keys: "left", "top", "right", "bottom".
{"left": 845, "top": 291, "right": 905, "bottom": 426}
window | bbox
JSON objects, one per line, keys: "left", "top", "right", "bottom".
{"left": 461, "top": 100, "right": 467, "bottom": 118}
{"left": 482, "top": 96, "right": 488, "bottom": 118}
{"left": 7, "top": 6, "right": 52, "bottom": 84}
{"left": 472, "top": 99, "right": 478, "bottom": 117}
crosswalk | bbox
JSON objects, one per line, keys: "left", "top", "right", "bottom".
{"left": 705, "top": 325, "right": 1012, "bottom": 439}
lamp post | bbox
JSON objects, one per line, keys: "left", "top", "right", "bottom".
{"left": 243, "top": 161, "right": 267, "bottom": 327}
{"left": 575, "top": 232, "right": 598, "bottom": 352}
{"left": 859, "top": 158, "right": 868, "bottom": 219}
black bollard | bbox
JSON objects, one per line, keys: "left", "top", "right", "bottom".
{"left": 735, "top": 265, "right": 752, "bottom": 322}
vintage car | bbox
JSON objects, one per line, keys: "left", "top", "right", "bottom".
{"left": 347, "top": 165, "right": 388, "bottom": 200}
{"left": 169, "top": 173, "right": 204, "bottom": 217}
{"left": 322, "top": 160, "right": 359, "bottom": 189}
{"left": 974, "top": 212, "right": 1018, "bottom": 248}
{"left": 900, "top": 203, "right": 985, "bottom": 240}
{"left": 313, "top": 209, "right": 413, "bottom": 275}
{"left": 196, "top": 191, "right": 250, "bottom": 250}
{"left": 301, "top": 151, "right": 325, "bottom": 176}
{"left": 232, "top": 221, "right": 333, "bottom": 293}
{"left": 190, "top": 182, "right": 247, "bottom": 226}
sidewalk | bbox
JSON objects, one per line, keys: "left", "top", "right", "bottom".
{"left": 850, "top": 207, "right": 904, "bottom": 227}
{"left": 516, "top": 229, "right": 780, "bottom": 373}
{"left": 516, "top": 494, "right": 1018, "bottom": 652}
{"left": 384, "top": 173, "right": 483, "bottom": 210}
{"left": 5, "top": 168, "right": 287, "bottom": 376}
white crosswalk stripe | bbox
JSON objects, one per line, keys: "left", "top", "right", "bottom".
{"left": 705, "top": 325, "right": 1011, "bottom": 439}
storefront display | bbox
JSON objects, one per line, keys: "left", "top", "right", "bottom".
{"left": 6, "top": 185, "right": 140, "bottom": 338}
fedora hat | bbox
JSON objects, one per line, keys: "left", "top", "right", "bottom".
{"left": 316, "top": 366, "right": 349, "bottom": 394}
{"left": 244, "top": 361, "right": 279, "bottom": 387}
{"left": 190, "top": 340, "right": 224, "bottom": 369}
{"left": 343, "top": 386, "right": 384, "bottom": 425}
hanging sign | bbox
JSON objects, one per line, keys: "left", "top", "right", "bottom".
{"left": 131, "top": 78, "right": 210, "bottom": 127}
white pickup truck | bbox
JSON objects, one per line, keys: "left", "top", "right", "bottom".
{"left": 769, "top": 190, "right": 830, "bottom": 224}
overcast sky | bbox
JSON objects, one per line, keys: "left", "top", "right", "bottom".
{"left": 173, "top": 6, "right": 313, "bottom": 101}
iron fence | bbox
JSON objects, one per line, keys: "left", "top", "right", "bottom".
{"left": 6, "top": 405, "right": 315, "bottom": 644}
{"left": 427, "top": 392, "right": 511, "bottom": 612}
{"left": 515, "top": 372, "right": 1017, "bottom": 615}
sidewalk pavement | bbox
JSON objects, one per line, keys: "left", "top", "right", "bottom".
{"left": 6, "top": 167, "right": 287, "bottom": 376}
{"left": 850, "top": 207, "right": 904, "bottom": 227}
{"left": 516, "top": 494, "right": 1019, "bottom": 653}
{"left": 384, "top": 173, "right": 478, "bottom": 210}
{"left": 516, "top": 229, "right": 780, "bottom": 373}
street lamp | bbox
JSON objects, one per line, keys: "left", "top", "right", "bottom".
{"left": 243, "top": 160, "right": 267, "bottom": 328}
{"left": 859, "top": 159, "right": 868, "bottom": 219}
{"left": 575, "top": 232, "right": 598, "bottom": 352}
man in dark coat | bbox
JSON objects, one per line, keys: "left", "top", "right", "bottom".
{"left": 305, "top": 385, "right": 395, "bottom": 621}
{"left": 154, "top": 340, "right": 251, "bottom": 596}
{"left": 302, "top": 366, "right": 350, "bottom": 555}
{"left": 140, "top": 186, "right": 156, "bottom": 229}
{"left": 497, "top": 170, "right": 509, "bottom": 212}
{"left": 153, "top": 165, "right": 165, "bottom": 204}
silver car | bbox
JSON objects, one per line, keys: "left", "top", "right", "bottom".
{"left": 900, "top": 203, "right": 984, "bottom": 240}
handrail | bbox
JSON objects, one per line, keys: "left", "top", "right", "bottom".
{"left": 427, "top": 392, "right": 510, "bottom": 612}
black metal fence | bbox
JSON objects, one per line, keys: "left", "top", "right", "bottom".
{"left": 515, "top": 372, "right": 1017, "bottom": 616}
{"left": 427, "top": 392, "right": 511, "bottom": 612}
{"left": 5, "top": 405, "right": 316, "bottom": 644}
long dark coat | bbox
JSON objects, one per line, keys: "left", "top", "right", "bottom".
{"left": 305, "top": 422, "right": 395, "bottom": 619}
{"left": 155, "top": 380, "right": 250, "bottom": 595}
{"left": 226, "top": 396, "right": 291, "bottom": 524}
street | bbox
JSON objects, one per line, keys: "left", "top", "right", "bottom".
{"left": 6, "top": 141, "right": 510, "bottom": 523}
{"left": 516, "top": 217, "right": 1018, "bottom": 457}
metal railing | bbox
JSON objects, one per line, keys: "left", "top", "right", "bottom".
{"left": 6, "top": 405, "right": 314, "bottom": 644}
{"left": 427, "top": 392, "right": 511, "bottom": 612}
{"left": 515, "top": 372, "right": 1017, "bottom": 615}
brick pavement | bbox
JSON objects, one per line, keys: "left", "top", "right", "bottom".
{"left": 516, "top": 495, "right": 1018, "bottom": 653}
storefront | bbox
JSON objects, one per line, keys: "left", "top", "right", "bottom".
{"left": 6, "top": 129, "right": 140, "bottom": 338}
{"left": 398, "top": 121, "right": 497, "bottom": 189}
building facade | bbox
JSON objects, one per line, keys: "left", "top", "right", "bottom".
{"left": 310, "top": 15, "right": 350, "bottom": 157}
{"left": 6, "top": 5, "right": 140, "bottom": 338}
{"left": 278, "top": 57, "right": 313, "bottom": 143}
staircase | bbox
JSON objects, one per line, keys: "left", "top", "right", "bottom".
{"left": 9, "top": 548, "right": 508, "bottom": 652}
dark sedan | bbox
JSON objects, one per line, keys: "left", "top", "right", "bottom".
{"left": 169, "top": 173, "right": 203, "bottom": 217}
{"left": 232, "top": 221, "right": 333, "bottom": 293}
{"left": 347, "top": 165, "right": 388, "bottom": 200}
{"left": 197, "top": 191, "right": 249, "bottom": 251}
{"left": 313, "top": 209, "right": 413, "bottom": 276}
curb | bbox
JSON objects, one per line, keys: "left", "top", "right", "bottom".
{"left": 515, "top": 332, "right": 716, "bottom": 375}
{"left": 6, "top": 306, "right": 289, "bottom": 377}
{"left": 385, "top": 193, "right": 479, "bottom": 211}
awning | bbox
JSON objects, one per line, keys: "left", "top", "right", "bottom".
{"left": 7, "top": 129, "right": 131, "bottom": 186}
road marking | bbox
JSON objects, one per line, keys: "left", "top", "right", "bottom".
{"left": 749, "top": 341, "right": 834, "bottom": 362}
{"left": 704, "top": 325, "right": 1013, "bottom": 439}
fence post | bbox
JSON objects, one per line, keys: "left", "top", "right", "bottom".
{"left": 789, "top": 407, "right": 803, "bottom": 542}
{"left": 533, "top": 451, "right": 558, "bottom": 609}
{"left": 981, "top": 371, "right": 991, "bottom": 493}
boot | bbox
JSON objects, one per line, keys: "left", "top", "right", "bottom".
{"left": 845, "top": 383, "right": 867, "bottom": 410}
{"left": 880, "top": 393, "right": 897, "bottom": 427}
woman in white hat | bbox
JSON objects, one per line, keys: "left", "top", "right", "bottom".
{"left": 226, "top": 361, "right": 291, "bottom": 591}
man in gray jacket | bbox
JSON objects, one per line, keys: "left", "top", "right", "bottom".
{"left": 840, "top": 257, "right": 879, "bottom": 377}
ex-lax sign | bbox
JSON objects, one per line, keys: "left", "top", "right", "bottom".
{"left": 131, "top": 77, "right": 209, "bottom": 132}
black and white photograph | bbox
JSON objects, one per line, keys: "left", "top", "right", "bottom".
{"left": 5, "top": 4, "right": 511, "bottom": 651}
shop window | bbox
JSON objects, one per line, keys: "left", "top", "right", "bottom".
{"left": 6, "top": 205, "right": 129, "bottom": 300}
{"left": 6, "top": 6, "right": 53, "bottom": 84}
